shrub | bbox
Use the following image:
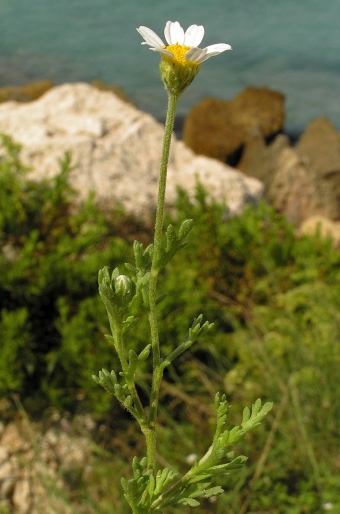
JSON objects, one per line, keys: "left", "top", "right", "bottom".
{"left": 0, "top": 135, "right": 130, "bottom": 412}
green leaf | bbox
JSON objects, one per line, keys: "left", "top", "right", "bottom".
{"left": 179, "top": 498, "right": 200, "bottom": 507}
{"left": 155, "top": 293, "right": 169, "bottom": 305}
{"left": 138, "top": 344, "right": 151, "bottom": 361}
{"left": 178, "top": 218, "right": 194, "bottom": 240}
{"left": 122, "top": 316, "right": 140, "bottom": 335}
{"left": 202, "top": 485, "right": 224, "bottom": 498}
{"left": 125, "top": 262, "right": 137, "bottom": 274}
{"left": 242, "top": 406, "right": 251, "bottom": 424}
{"left": 166, "top": 224, "right": 178, "bottom": 252}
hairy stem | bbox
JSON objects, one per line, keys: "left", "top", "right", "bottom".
{"left": 146, "top": 92, "right": 179, "bottom": 470}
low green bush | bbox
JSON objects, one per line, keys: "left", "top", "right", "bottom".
{"left": 0, "top": 135, "right": 130, "bottom": 412}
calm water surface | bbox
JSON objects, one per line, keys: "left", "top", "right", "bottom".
{"left": 0, "top": 0, "right": 339, "bottom": 133}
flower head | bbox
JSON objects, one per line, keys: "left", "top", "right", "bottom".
{"left": 137, "top": 21, "right": 232, "bottom": 96}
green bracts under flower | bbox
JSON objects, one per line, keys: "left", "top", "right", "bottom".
{"left": 159, "top": 58, "right": 200, "bottom": 96}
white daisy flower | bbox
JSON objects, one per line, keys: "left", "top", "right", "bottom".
{"left": 137, "top": 21, "right": 232, "bottom": 95}
{"left": 137, "top": 21, "right": 231, "bottom": 65}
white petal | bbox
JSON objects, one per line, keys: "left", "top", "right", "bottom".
{"left": 137, "top": 26, "right": 165, "bottom": 48}
{"left": 164, "top": 21, "right": 184, "bottom": 45}
{"left": 151, "top": 48, "right": 174, "bottom": 58}
{"left": 197, "top": 43, "right": 232, "bottom": 63}
{"left": 184, "top": 24, "right": 204, "bottom": 47}
{"left": 185, "top": 47, "right": 207, "bottom": 63}
{"left": 205, "top": 43, "right": 232, "bottom": 54}
{"left": 164, "top": 21, "right": 172, "bottom": 45}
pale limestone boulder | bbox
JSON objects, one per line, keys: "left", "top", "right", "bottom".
{"left": 0, "top": 461, "right": 13, "bottom": 482}
{"left": 12, "top": 479, "right": 30, "bottom": 514}
{"left": 0, "top": 83, "right": 263, "bottom": 221}
{"left": 299, "top": 216, "right": 340, "bottom": 246}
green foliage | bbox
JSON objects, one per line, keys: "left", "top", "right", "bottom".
{"left": 223, "top": 280, "right": 340, "bottom": 511}
{"left": 0, "top": 134, "right": 130, "bottom": 412}
{"left": 0, "top": 307, "right": 32, "bottom": 392}
{"left": 2, "top": 136, "right": 340, "bottom": 511}
{"left": 118, "top": 398, "right": 272, "bottom": 513}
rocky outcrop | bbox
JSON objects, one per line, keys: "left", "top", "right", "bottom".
{"left": 238, "top": 118, "right": 340, "bottom": 226}
{"left": 238, "top": 134, "right": 313, "bottom": 225}
{"left": 295, "top": 117, "right": 340, "bottom": 221}
{"left": 183, "top": 87, "right": 285, "bottom": 165}
{"left": 0, "top": 83, "right": 263, "bottom": 221}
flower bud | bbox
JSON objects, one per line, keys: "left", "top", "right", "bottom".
{"left": 114, "top": 275, "right": 134, "bottom": 303}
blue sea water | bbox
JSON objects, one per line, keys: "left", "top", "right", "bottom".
{"left": 0, "top": 0, "right": 339, "bottom": 134}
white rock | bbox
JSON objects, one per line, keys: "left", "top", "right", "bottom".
{"left": 12, "top": 479, "right": 30, "bottom": 514}
{"left": 0, "top": 446, "right": 8, "bottom": 464}
{"left": 43, "top": 429, "right": 58, "bottom": 448}
{"left": 0, "top": 83, "right": 263, "bottom": 220}
{"left": 0, "top": 461, "right": 13, "bottom": 482}
{"left": 0, "top": 477, "right": 15, "bottom": 500}
{"left": 299, "top": 215, "right": 340, "bottom": 246}
{"left": 55, "top": 433, "right": 89, "bottom": 470}
{"left": 0, "top": 424, "right": 29, "bottom": 454}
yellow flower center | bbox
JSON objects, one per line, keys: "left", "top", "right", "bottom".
{"left": 164, "top": 43, "right": 192, "bottom": 66}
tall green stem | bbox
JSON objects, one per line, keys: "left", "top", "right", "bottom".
{"left": 146, "top": 92, "right": 179, "bottom": 470}
{"left": 152, "top": 93, "right": 179, "bottom": 263}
